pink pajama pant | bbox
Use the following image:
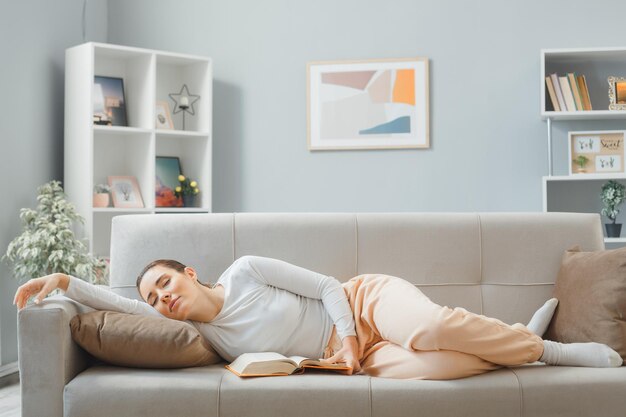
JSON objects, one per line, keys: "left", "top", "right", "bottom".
{"left": 323, "top": 274, "right": 544, "bottom": 380}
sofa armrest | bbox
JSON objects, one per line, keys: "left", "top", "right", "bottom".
{"left": 18, "top": 295, "right": 94, "bottom": 417}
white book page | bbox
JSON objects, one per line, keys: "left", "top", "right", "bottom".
{"left": 288, "top": 355, "right": 315, "bottom": 367}
{"left": 230, "top": 352, "right": 291, "bottom": 373}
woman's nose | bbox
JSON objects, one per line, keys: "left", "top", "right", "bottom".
{"left": 159, "top": 292, "right": 171, "bottom": 303}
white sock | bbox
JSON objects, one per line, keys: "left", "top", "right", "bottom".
{"left": 526, "top": 298, "right": 558, "bottom": 337}
{"left": 540, "top": 340, "right": 623, "bottom": 367}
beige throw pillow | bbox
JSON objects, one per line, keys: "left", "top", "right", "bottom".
{"left": 70, "top": 311, "right": 222, "bottom": 368}
{"left": 544, "top": 245, "right": 626, "bottom": 361}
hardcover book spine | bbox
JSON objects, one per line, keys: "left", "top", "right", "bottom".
{"left": 567, "top": 73, "right": 584, "bottom": 111}
{"left": 550, "top": 73, "right": 567, "bottom": 111}
{"left": 577, "top": 75, "right": 593, "bottom": 110}
{"left": 559, "top": 76, "right": 576, "bottom": 111}
{"left": 545, "top": 76, "right": 561, "bottom": 111}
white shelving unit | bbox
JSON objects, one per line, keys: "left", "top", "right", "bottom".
{"left": 64, "top": 42, "right": 212, "bottom": 257}
{"left": 541, "top": 47, "right": 626, "bottom": 246}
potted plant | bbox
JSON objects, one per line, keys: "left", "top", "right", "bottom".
{"left": 174, "top": 175, "right": 200, "bottom": 207}
{"left": 600, "top": 180, "right": 626, "bottom": 237}
{"left": 2, "top": 181, "right": 109, "bottom": 290}
{"left": 573, "top": 155, "right": 590, "bottom": 173}
{"left": 93, "top": 183, "right": 111, "bottom": 208}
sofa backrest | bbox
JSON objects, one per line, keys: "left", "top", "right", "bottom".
{"left": 109, "top": 212, "right": 604, "bottom": 325}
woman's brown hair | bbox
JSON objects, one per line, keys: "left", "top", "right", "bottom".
{"left": 136, "top": 259, "right": 214, "bottom": 300}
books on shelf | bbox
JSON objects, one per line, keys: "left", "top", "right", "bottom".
{"left": 225, "top": 352, "right": 352, "bottom": 377}
{"left": 577, "top": 75, "right": 593, "bottom": 111}
{"left": 546, "top": 72, "right": 592, "bottom": 112}
{"left": 567, "top": 73, "right": 584, "bottom": 111}
{"left": 559, "top": 76, "right": 576, "bottom": 111}
{"left": 549, "top": 73, "right": 567, "bottom": 111}
{"left": 545, "top": 76, "right": 561, "bottom": 112}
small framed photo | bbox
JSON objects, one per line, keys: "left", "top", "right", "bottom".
{"left": 155, "top": 101, "right": 174, "bottom": 129}
{"left": 108, "top": 176, "right": 144, "bottom": 208}
{"left": 307, "top": 57, "right": 429, "bottom": 151}
{"left": 608, "top": 76, "right": 626, "bottom": 110}
{"left": 93, "top": 76, "right": 128, "bottom": 126}
{"left": 568, "top": 130, "right": 626, "bottom": 175}
{"left": 155, "top": 156, "right": 183, "bottom": 207}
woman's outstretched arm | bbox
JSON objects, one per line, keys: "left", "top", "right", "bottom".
{"left": 14, "top": 273, "right": 161, "bottom": 317}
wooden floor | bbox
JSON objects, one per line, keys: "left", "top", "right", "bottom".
{"left": 0, "top": 382, "right": 20, "bottom": 417}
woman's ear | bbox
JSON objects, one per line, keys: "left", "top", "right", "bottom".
{"left": 184, "top": 266, "right": 198, "bottom": 281}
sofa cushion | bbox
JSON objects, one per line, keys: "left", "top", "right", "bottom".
{"left": 64, "top": 365, "right": 225, "bottom": 417}
{"left": 509, "top": 363, "right": 626, "bottom": 417}
{"left": 544, "top": 246, "right": 626, "bottom": 360}
{"left": 69, "top": 311, "right": 221, "bottom": 368}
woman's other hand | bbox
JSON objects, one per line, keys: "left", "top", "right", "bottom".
{"left": 320, "top": 335, "right": 361, "bottom": 375}
{"left": 13, "top": 273, "right": 70, "bottom": 310}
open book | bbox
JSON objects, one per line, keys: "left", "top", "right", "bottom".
{"left": 225, "top": 352, "right": 352, "bottom": 377}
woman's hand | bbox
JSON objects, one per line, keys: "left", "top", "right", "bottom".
{"left": 13, "top": 273, "right": 70, "bottom": 310}
{"left": 320, "top": 335, "right": 361, "bottom": 375}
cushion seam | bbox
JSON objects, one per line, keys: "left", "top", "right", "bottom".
{"left": 508, "top": 367, "right": 524, "bottom": 417}
{"left": 232, "top": 213, "right": 236, "bottom": 262}
{"left": 368, "top": 376, "right": 372, "bottom": 417}
{"left": 355, "top": 214, "right": 359, "bottom": 276}
{"left": 478, "top": 214, "right": 484, "bottom": 315}
{"left": 217, "top": 370, "right": 225, "bottom": 417}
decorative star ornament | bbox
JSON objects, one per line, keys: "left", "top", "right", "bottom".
{"left": 169, "top": 84, "right": 200, "bottom": 115}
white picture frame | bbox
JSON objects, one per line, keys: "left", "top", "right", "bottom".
{"left": 307, "top": 57, "right": 429, "bottom": 151}
{"left": 568, "top": 130, "right": 626, "bottom": 175}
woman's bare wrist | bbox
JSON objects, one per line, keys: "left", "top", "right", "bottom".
{"left": 57, "top": 273, "right": 70, "bottom": 291}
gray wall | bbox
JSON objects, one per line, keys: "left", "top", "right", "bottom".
{"left": 107, "top": 0, "right": 626, "bottom": 213}
{"left": 0, "top": 0, "right": 107, "bottom": 365}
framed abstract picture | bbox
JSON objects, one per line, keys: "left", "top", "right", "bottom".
{"left": 307, "top": 57, "right": 429, "bottom": 151}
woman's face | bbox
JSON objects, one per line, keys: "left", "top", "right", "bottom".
{"left": 138, "top": 265, "right": 200, "bottom": 320}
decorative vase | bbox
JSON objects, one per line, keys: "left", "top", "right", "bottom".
{"left": 93, "top": 193, "right": 110, "bottom": 208}
{"left": 605, "top": 223, "right": 622, "bottom": 238}
{"left": 182, "top": 194, "right": 196, "bottom": 207}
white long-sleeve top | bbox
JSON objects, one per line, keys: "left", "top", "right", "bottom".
{"left": 63, "top": 255, "right": 356, "bottom": 362}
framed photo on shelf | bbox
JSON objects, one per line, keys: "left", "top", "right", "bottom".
{"left": 155, "top": 156, "right": 183, "bottom": 207}
{"left": 608, "top": 76, "right": 626, "bottom": 110}
{"left": 108, "top": 176, "right": 144, "bottom": 208}
{"left": 568, "top": 130, "right": 626, "bottom": 175}
{"left": 93, "top": 76, "right": 128, "bottom": 126}
{"left": 155, "top": 101, "right": 174, "bottom": 129}
{"left": 307, "top": 57, "right": 429, "bottom": 151}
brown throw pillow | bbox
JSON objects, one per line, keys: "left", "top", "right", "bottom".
{"left": 70, "top": 311, "right": 222, "bottom": 368}
{"left": 544, "top": 245, "right": 626, "bottom": 361}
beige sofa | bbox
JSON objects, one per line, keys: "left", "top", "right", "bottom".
{"left": 18, "top": 212, "right": 626, "bottom": 417}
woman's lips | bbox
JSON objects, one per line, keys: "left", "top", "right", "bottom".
{"left": 169, "top": 297, "right": 180, "bottom": 311}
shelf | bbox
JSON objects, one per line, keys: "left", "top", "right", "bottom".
{"left": 541, "top": 47, "right": 626, "bottom": 248}
{"left": 65, "top": 42, "right": 213, "bottom": 257}
{"left": 94, "top": 126, "right": 153, "bottom": 135}
{"left": 156, "top": 129, "right": 210, "bottom": 137}
{"left": 544, "top": 174, "right": 626, "bottom": 182}
{"left": 154, "top": 208, "right": 210, "bottom": 213}
{"left": 542, "top": 47, "right": 626, "bottom": 63}
{"left": 93, "top": 208, "right": 153, "bottom": 213}
{"left": 541, "top": 110, "right": 626, "bottom": 121}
